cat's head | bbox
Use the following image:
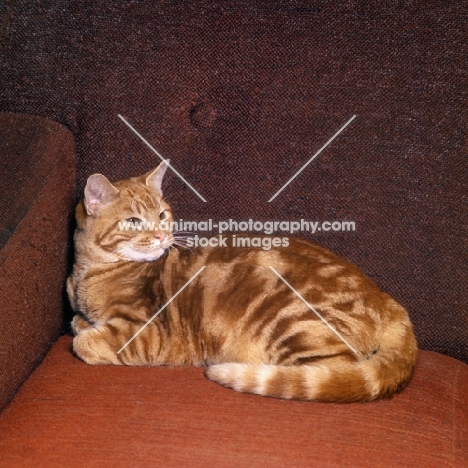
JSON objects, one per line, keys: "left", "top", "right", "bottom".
{"left": 75, "top": 161, "right": 175, "bottom": 263}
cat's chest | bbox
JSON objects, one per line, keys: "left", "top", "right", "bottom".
{"left": 74, "top": 262, "right": 161, "bottom": 320}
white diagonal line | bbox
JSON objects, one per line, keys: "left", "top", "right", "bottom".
{"left": 117, "top": 265, "right": 206, "bottom": 354}
{"left": 268, "top": 266, "right": 359, "bottom": 355}
{"left": 268, "top": 115, "right": 356, "bottom": 202}
{"left": 118, "top": 114, "right": 207, "bottom": 202}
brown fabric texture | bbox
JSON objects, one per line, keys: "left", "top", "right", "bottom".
{"left": 0, "top": 335, "right": 466, "bottom": 467}
{"left": 0, "top": 112, "right": 76, "bottom": 412}
{"left": 1, "top": 1, "right": 466, "bottom": 362}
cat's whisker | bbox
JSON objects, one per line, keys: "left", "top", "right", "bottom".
{"left": 172, "top": 241, "right": 190, "bottom": 248}
{"left": 171, "top": 245, "right": 190, "bottom": 253}
{"left": 171, "top": 241, "right": 192, "bottom": 252}
{"left": 171, "top": 236, "right": 191, "bottom": 242}
{"left": 171, "top": 230, "right": 192, "bottom": 235}
{"left": 172, "top": 242, "right": 189, "bottom": 248}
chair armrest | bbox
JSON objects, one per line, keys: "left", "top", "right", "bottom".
{"left": 0, "top": 112, "right": 76, "bottom": 412}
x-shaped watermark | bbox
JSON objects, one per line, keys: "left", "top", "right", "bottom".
{"left": 118, "top": 113, "right": 356, "bottom": 204}
{"left": 116, "top": 114, "right": 358, "bottom": 356}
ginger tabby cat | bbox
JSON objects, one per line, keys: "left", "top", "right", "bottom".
{"left": 67, "top": 161, "right": 417, "bottom": 402}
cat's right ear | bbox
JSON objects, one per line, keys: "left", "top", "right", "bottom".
{"left": 145, "top": 159, "right": 170, "bottom": 194}
{"left": 84, "top": 174, "right": 119, "bottom": 216}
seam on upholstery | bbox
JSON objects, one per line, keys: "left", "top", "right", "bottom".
{"left": 451, "top": 361, "right": 460, "bottom": 467}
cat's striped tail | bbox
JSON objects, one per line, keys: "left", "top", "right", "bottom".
{"left": 205, "top": 336, "right": 417, "bottom": 402}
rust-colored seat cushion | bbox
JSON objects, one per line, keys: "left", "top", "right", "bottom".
{"left": 0, "top": 335, "right": 466, "bottom": 467}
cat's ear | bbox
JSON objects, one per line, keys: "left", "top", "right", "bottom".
{"left": 84, "top": 174, "right": 119, "bottom": 216}
{"left": 145, "top": 159, "right": 170, "bottom": 194}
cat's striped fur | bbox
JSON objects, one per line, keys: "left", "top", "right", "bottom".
{"left": 67, "top": 161, "right": 418, "bottom": 402}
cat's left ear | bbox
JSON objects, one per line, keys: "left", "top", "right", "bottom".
{"left": 84, "top": 174, "right": 119, "bottom": 216}
{"left": 145, "top": 159, "right": 170, "bottom": 194}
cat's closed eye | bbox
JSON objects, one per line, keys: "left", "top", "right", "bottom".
{"left": 126, "top": 217, "right": 142, "bottom": 224}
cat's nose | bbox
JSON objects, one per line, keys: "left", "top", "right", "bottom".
{"left": 153, "top": 232, "right": 165, "bottom": 245}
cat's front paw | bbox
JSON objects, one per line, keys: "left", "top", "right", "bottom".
{"left": 71, "top": 314, "right": 92, "bottom": 335}
{"left": 72, "top": 329, "right": 122, "bottom": 365}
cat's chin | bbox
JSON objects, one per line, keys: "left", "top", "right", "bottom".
{"left": 118, "top": 247, "right": 168, "bottom": 262}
